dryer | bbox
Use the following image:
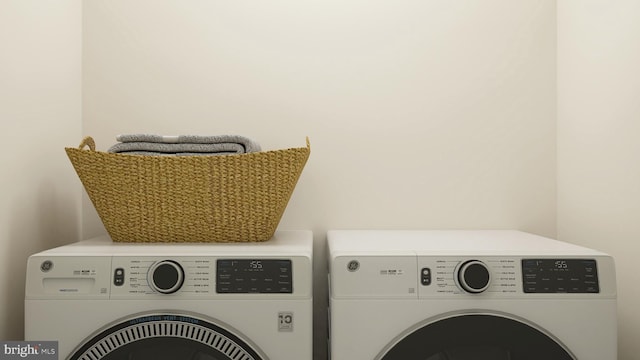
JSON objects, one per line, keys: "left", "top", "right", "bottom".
{"left": 25, "top": 230, "right": 312, "bottom": 360}
{"left": 328, "top": 230, "right": 616, "bottom": 360}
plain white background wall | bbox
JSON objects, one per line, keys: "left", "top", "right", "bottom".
{"left": 0, "top": 0, "right": 82, "bottom": 339}
{"left": 557, "top": 1, "right": 640, "bottom": 358}
{"left": 82, "top": 2, "right": 556, "bottom": 359}
{"left": 82, "top": 0, "right": 557, "bottom": 236}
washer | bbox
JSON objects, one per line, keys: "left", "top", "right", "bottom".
{"left": 328, "top": 230, "right": 616, "bottom": 360}
{"left": 25, "top": 230, "right": 312, "bottom": 360}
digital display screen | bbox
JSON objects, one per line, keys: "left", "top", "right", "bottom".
{"left": 522, "top": 259, "right": 599, "bottom": 293}
{"left": 216, "top": 259, "right": 292, "bottom": 294}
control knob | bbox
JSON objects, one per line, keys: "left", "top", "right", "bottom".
{"left": 455, "top": 260, "right": 491, "bottom": 294}
{"left": 148, "top": 260, "right": 184, "bottom": 294}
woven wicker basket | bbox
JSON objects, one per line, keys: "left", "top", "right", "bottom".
{"left": 66, "top": 136, "right": 310, "bottom": 243}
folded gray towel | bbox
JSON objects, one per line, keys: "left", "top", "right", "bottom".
{"left": 108, "top": 134, "right": 261, "bottom": 155}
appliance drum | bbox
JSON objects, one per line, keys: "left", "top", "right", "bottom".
{"left": 69, "top": 313, "right": 264, "bottom": 360}
{"left": 379, "top": 313, "right": 574, "bottom": 360}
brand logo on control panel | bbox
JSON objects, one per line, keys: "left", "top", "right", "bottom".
{"left": 39, "top": 261, "right": 53, "bottom": 272}
{"left": 347, "top": 260, "right": 360, "bottom": 272}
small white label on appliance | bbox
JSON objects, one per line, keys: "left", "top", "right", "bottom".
{"left": 278, "top": 312, "right": 294, "bottom": 332}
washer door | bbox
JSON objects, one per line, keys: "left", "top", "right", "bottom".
{"left": 378, "top": 313, "right": 575, "bottom": 360}
{"left": 68, "top": 313, "right": 265, "bottom": 360}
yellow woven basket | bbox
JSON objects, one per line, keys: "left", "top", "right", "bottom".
{"left": 66, "top": 136, "right": 310, "bottom": 243}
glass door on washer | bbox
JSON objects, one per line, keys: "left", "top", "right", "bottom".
{"left": 68, "top": 314, "right": 265, "bottom": 360}
{"left": 379, "top": 314, "right": 575, "bottom": 360}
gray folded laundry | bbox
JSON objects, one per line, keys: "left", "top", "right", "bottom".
{"left": 111, "top": 151, "right": 241, "bottom": 156}
{"left": 108, "top": 134, "right": 261, "bottom": 156}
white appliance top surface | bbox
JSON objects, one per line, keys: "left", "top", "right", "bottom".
{"left": 37, "top": 230, "right": 313, "bottom": 257}
{"left": 327, "top": 230, "right": 609, "bottom": 257}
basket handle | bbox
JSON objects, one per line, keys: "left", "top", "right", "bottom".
{"left": 78, "top": 136, "right": 96, "bottom": 151}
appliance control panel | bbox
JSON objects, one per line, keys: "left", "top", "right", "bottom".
{"left": 330, "top": 254, "right": 613, "bottom": 299}
{"left": 111, "top": 257, "right": 214, "bottom": 297}
{"left": 216, "top": 259, "right": 292, "bottom": 294}
{"left": 26, "top": 255, "right": 310, "bottom": 300}
{"left": 521, "top": 259, "right": 599, "bottom": 293}
{"left": 419, "top": 257, "right": 520, "bottom": 296}
{"left": 417, "top": 257, "right": 602, "bottom": 297}
{"left": 110, "top": 257, "right": 296, "bottom": 297}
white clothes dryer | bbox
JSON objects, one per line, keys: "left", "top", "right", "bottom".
{"left": 328, "top": 230, "right": 616, "bottom": 360}
{"left": 25, "top": 230, "right": 313, "bottom": 360}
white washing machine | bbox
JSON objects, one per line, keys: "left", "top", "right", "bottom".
{"left": 328, "top": 230, "right": 617, "bottom": 360}
{"left": 25, "top": 230, "right": 312, "bottom": 360}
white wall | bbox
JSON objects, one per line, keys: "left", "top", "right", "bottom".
{"left": 0, "top": 0, "right": 82, "bottom": 340}
{"left": 557, "top": 1, "right": 640, "bottom": 359}
{"left": 83, "top": 1, "right": 557, "bottom": 359}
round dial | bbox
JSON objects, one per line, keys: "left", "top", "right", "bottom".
{"left": 456, "top": 260, "right": 491, "bottom": 294}
{"left": 147, "top": 260, "right": 184, "bottom": 294}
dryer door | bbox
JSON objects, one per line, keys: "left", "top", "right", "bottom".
{"left": 378, "top": 314, "right": 575, "bottom": 360}
{"left": 68, "top": 313, "right": 266, "bottom": 360}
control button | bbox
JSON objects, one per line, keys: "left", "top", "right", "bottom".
{"left": 456, "top": 260, "right": 491, "bottom": 294}
{"left": 147, "top": 260, "right": 184, "bottom": 294}
{"left": 114, "top": 268, "right": 125, "bottom": 286}
{"left": 421, "top": 268, "right": 432, "bottom": 286}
